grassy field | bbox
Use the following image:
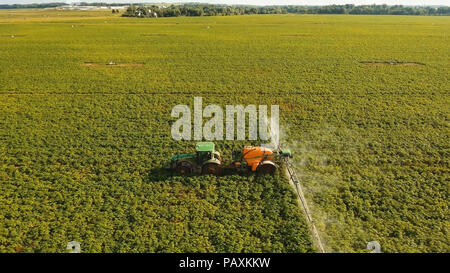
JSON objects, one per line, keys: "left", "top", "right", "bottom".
{"left": 0, "top": 9, "right": 448, "bottom": 253}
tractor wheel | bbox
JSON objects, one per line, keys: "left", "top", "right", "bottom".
{"left": 202, "top": 163, "right": 221, "bottom": 175}
{"left": 231, "top": 161, "right": 247, "bottom": 175}
{"left": 176, "top": 162, "right": 193, "bottom": 175}
{"left": 257, "top": 161, "right": 276, "bottom": 175}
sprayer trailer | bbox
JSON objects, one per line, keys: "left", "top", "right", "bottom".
{"left": 167, "top": 142, "right": 292, "bottom": 176}
{"left": 230, "top": 145, "right": 292, "bottom": 175}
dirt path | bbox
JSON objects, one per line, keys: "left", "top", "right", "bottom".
{"left": 359, "top": 61, "right": 425, "bottom": 66}
{"left": 81, "top": 62, "right": 144, "bottom": 67}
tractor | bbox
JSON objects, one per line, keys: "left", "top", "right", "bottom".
{"left": 167, "top": 142, "right": 222, "bottom": 175}
{"left": 167, "top": 142, "right": 292, "bottom": 176}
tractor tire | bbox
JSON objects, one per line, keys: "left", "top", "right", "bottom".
{"left": 202, "top": 162, "right": 221, "bottom": 175}
{"left": 257, "top": 161, "right": 276, "bottom": 175}
{"left": 231, "top": 161, "right": 247, "bottom": 175}
{"left": 176, "top": 162, "right": 193, "bottom": 175}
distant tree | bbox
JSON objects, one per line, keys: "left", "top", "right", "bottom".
{"left": 122, "top": 5, "right": 136, "bottom": 17}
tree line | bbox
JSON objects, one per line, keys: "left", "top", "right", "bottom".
{"left": 121, "top": 4, "right": 450, "bottom": 17}
{"left": 1, "top": 3, "right": 449, "bottom": 16}
{"left": 0, "top": 2, "right": 66, "bottom": 9}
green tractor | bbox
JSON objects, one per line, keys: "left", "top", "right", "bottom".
{"left": 167, "top": 142, "right": 222, "bottom": 175}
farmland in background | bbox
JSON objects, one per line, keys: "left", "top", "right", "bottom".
{"left": 0, "top": 10, "right": 448, "bottom": 252}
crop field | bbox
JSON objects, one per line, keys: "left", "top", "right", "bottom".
{"left": 0, "top": 9, "right": 448, "bottom": 253}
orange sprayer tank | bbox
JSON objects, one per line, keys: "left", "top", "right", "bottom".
{"left": 242, "top": 146, "right": 274, "bottom": 171}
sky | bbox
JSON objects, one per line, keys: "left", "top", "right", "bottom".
{"left": 0, "top": 0, "right": 448, "bottom": 5}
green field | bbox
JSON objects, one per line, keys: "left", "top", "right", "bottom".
{"left": 0, "top": 9, "right": 448, "bottom": 253}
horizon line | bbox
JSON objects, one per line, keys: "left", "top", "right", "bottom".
{"left": 1, "top": 1, "right": 449, "bottom": 6}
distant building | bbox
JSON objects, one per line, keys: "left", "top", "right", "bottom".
{"left": 57, "top": 5, "right": 128, "bottom": 11}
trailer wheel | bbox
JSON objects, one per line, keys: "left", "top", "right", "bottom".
{"left": 176, "top": 161, "right": 193, "bottom": 175}
{"left": 257, "top": 161, "right": 276, "bottom": 175}
{"left": 202, "top": 162, "right": 221, "bottom": 175}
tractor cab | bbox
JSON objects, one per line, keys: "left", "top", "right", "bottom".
{"left": 195, "top": 142, "right": 215, "bottom": 164}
